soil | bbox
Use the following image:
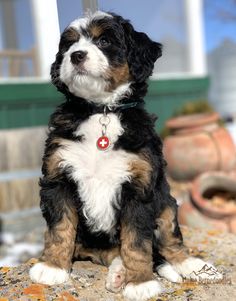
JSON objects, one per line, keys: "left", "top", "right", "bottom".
{"left": 208, "top": 191, "right": 236, "bottom": 211}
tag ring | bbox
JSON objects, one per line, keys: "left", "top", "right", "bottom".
{"left": 99, "top": 115, "right": 110, "bottom": 126}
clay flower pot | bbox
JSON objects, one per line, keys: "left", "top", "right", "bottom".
{"left": 178, "top": 171, "right": 236, "bottom": 233}
{"left": 163, "top": 112, "right": 236, "bottom": 181}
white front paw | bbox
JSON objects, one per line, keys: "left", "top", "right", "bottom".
{"left": 29, "top": 262, "right": 69, "bottom": 285}
{"left": 157, "top": 262, "right": 183, "bottom": 283}
{"left": 123, "top": 280, "right": 162, "bottom": 301}
{"left": 175, "top": 257, "right": 223, "bottom": 281}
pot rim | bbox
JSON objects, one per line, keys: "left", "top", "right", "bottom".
{"left": 191, "top": 171, "right": 236, "bottom": 219}
{"left": 166, "top": 112, "right": 220, "bottom": 130}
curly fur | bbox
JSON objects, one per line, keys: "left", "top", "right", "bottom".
{"left": 30, "top": 11, "right": 222, "bottom": 301}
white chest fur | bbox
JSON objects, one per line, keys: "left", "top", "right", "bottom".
{"left": 58, "top": 113, "right": 135, "bottom": 233}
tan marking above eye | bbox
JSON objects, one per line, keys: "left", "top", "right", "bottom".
{"left": 89, "top": 24, "right": 105, "bottom": 38}
{"left": 64, "top": 27, "right": 80, "bottom": 42}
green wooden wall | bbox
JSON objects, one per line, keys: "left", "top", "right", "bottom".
{"left": 0, "top": 77, "right": 209, "bottom": 131}
{"left": 0, "top": 82, "right": 63, "bottom": 129}
{"left": 146, "top": 77, "right": 210, "bottom": 131}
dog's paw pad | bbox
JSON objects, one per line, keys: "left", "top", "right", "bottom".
{"left": 29, "top": 262, "right": 69, "bottom": 285}
{"left": 106, "top": 256, "right": 126, "bottom": 293}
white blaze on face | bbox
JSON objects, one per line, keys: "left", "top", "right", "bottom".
{"left": 60, "top": 35, "right": 110, "bottom": 96}
{"left": 64, "top": 36, "right": 109, "bottom": 77}
{"left": 70, "top": 17, "right": 89, "bottom": 30}
{"left": 70, "top": 11, "right": 112, "bottom": 29}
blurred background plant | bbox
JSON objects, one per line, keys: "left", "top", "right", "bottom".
{"left": 173, "top": 100, "right": 214, "bottom": 116}
{"left": 161, "top": 100, "right": 217, "bottom": 138}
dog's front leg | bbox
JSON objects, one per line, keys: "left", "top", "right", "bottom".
{"left": 118, "top": 198, "right": 162, "bottom": 301}
{"left": 29, "top": 181, "right": 78, "bottom": 285}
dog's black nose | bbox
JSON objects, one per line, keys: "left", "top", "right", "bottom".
{"left": 71, "top": 51, "right": 88, "bottom": 65}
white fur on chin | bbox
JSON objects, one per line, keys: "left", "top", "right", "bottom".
{"left": 60, "top": 32, "right": 131, "bottom": 105}
{"left": 29, "top": 262, "right": 69, "bottom": 285}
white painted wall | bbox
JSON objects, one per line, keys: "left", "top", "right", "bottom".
{"left": 31, "top": 0, "right": 60, "bottom": 79}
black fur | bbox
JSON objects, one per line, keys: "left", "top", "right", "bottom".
{"left": 41, "top": 12, "right": 183, "bottom": 272}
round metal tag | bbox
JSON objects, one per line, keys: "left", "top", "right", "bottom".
{"left": 97, "top": 136, "right": 110, "bottom": 150}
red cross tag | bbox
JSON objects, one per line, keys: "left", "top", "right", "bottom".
{"left": 97, "top": 136, "right": 110, "bottom": 150}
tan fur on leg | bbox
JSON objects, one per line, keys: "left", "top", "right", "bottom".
{"left": 156, "top": 207, "right": 188, "bottom": 264}
{"left": 121, "top": 223, "right": 153, "bottom": 284}
{"left": 41, "top": 205, "right": 78, "bottom": 270}
{"left": 30, "top": 205, "right": 78, "bottom": 285}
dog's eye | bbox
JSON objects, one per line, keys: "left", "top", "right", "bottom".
{"left": 97, "top": 37, "right": 110, "bottom": 48}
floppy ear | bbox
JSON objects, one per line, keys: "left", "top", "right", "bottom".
{"left": 51, "top": 55, "right": 69, "bottom": 94}
{"left": 50, "top": 27, "right": 79, "bottom": 94}
{"left": 50, "top": 51, "right": 69, "bottom": 94}
{"left": 122, "top": 20, "right": 162, "bottom": 83}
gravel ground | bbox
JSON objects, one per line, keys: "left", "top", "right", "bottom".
{"left": 0, "top": 226, "right": 235, "bottom": 301}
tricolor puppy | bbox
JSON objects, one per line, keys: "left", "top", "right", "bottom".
{"left": 30, "top": 11, "right": 222, "bottom": 301}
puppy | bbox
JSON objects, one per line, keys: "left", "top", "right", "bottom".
{"left": 30, "top": 11, "right": 222, "bottom": 301}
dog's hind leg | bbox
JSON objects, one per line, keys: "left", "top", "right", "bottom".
{"left": 73, "top": 244, "right": 120, "bottom": 266}
{"left": 74, "top": 244, "right": 125, "bottom": 292}
{"left": 155, "top": 205, "right": 223, "bottom": 282}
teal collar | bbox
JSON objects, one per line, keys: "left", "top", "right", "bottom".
{"left": 106, "top": 101, "right": 144, "bottom": 112}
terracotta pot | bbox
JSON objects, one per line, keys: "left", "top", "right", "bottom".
{"left": 178, "top": 171, "right": 236, "bottom": 233}
{"left": 163, "top": 113, "right": 236, "bottom": 181}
